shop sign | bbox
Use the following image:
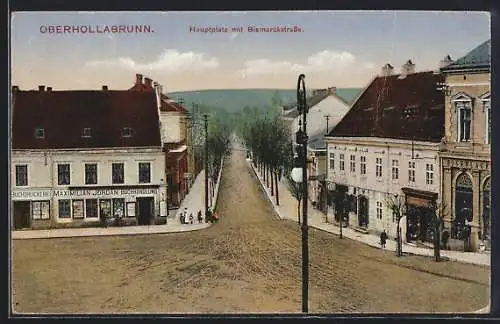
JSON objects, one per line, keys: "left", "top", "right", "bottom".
{"left": 12, "top": 190, "right": 52, "bottom": 200}
{"left": 54, "top": 188, "right": 159, "bottom": 197}
{"left": 406, "top": 196, "right": 429, "bottom": 207}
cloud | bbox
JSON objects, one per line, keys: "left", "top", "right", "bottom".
{"left": 239, "top": 49, "right": 373, "bottom": 77}
{"left": 86, "top": 49, "right": 220, "bottom": 72}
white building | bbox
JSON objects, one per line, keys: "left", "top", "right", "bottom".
{"left": 325, "top": 61, "right": 446, "bottom": 242}
{"left": 11, "top": 84, "right": 169, "bottom": 229}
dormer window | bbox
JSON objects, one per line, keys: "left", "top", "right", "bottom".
{"left": 82, "top": 127, "right": 92, "bottom": 138}
{"left": 122, "top": 127, "right": 133, "bottom": 138}
{"left": 453, "top": 93, "right": 473, "bottom": 142}
{"left": 35, "top": 128, "right": 45, "bottom": 139}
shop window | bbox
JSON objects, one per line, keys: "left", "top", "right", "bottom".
{"left": 99, "top": 199, "right": 112, "bottom": 219}
{"left": 58, "top": 164, "right": 71, "bottom": 185}
{"left": 72, "top": 200, "right": 84, "bottom": 219}
{"left": 85, "top": 199, "right": 98, "bottom": 218}
{"left": 15, "top": 165, "right": 28, "bottom": 186}
{"left": 139, "top": 162, "right": 151, "bottom": 183}
{"left": 32, "top": 201, "right": 50, "bottom": 220}
{"left": 58, "top": 200, "right": 71, "bottom": 218}
{"left": 112, "top": 199, "right": 125, "bottom": 218}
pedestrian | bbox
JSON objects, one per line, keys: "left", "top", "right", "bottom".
{"left": 189, "top": 213, "right": 194, "bottom": 224}
{"left": 197, "top": 210, "right": 203, "bottom": 223}
{"left": 180, "top": 213, "right": 185, "bottom": 224}
{"left": 380, "top": 230, "right": 388, "bottom": 248}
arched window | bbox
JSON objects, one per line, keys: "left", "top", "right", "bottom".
{"left": 454, "top": 173, "right": 473, "bottom": 239}
{"left": 453, "top": 93, "right": 473, "bottom": 142}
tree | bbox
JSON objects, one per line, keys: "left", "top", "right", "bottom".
{"left": 384, "top": 194, "right": 406, "bottom": 257}
{"left": 427, "top": 201, "right": 449, "bottom": 262}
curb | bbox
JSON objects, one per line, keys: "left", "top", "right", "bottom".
{"left": 246, "top": 159, "right": 282, "bottom": 220}
{"left": 11, "top": 224, "right": 212, "bottom": 240}
{"left": 212, "top": 158, "right": 225, "bottom": 210}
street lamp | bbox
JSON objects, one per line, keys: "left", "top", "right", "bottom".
{"left": 293, "top": 74, "right": 309, "bottom": 314}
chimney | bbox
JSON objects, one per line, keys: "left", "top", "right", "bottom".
{"left": 381, "top": 64, "right": 394, "bottom": 77}
{"left": 38, "top": 85, "right": 45, "bottom": 92}
{"left": 327, "top": 87, "right": 337, "bottom": 95}
{"left": 102, "top": 85, "right": 108, "bottom": 91}
{"left": 144, "top": 77, "right": 153, "bottom": 88}
{"left": 401, "top": 60, "right": 416, "bottom": 77}
{"left": 12, "top": 86, "right": 19, "bottom": 92}
{"left": 135, "top": 73, "right": 143, "bottom": 85}
{"left": 46, "top": 87, "right": 52, "bottom": 92}
{"left": 439, "top": 55, "right": 453, "bottom": 69}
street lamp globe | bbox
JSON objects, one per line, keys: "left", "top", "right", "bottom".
{"left": 291, "top": 167, "right": 303, "bottom": 183}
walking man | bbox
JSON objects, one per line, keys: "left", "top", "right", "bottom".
{"left": 380, "top": 230, "right": 388, "bottom": 248}
{"left": 197, "top": 210, "right": 203, "bottom": 223}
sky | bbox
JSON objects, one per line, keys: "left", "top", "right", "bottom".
{"left": 10, "top": 11, "right": 490, "bottom": 92}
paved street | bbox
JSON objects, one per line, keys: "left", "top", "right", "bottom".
{"left": 12, "top": 148, "right": 489, "bottom": 314}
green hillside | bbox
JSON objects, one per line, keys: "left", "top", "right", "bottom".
{"left": 167, "top": 88, "right": 362, "bottom": 113}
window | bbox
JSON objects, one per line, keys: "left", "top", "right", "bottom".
{"left": 85, "top": 199, "right": 98, "bottom": 218}
{"left": 112, "top": 199, "right": 125, "bottom": 218}
{"left": 99, "top": 199, "right": 112, "bottom": 219}
{"left": 455, "top": 101, "right": 472, "bottom": 142}
{"left": 339, "top": 154, "right": 345, "bottom": 171}
{"left": 112, "top": 163, "right": 124, "bottom": 184}
{"left": 360, "top": 156, "right": 366, "bottom": 175}
{"left": 58, "top": 164, "right": 71, "bottom": 185}
{"left": 122, "top": 127, "right": 133, "bottom": 138}
{"left": 58, "top": 200, "right": 71, "bottom": 218}
{"left": 85, "top": 163, "right": 98, "bottom": 184}
{"left": 139, "top": 162, "right": 151, "bottom": 183}
{"left": 485, "top": 100, "right": 491, "bottom": 144}
{"left": 72, "top": 200, "right": 84, "bottom": 219}
{"left": 329, "top": 153, "right": 335, "bottom": 170}
{"left": 350, "top": 155, "right": 356, "bottom": 173}
{"left": 392, "top": 159, "right": 399, "bottom": 180}
{"left": 376, "top": 158, "right": 383, "bottom": 178}
{"left": 35, "top": 127, "right": 45, "bottom": 139}
{"left": 408, "top": 161, "right": 416, "bottom": 183}
{"left": 32, "top": 201, "right": 50, "bottom": 220}
{"left": 376, "top": 201, "right": 383, "bottom": 220}
{"left": 82, "top": 127, "right": 92, "bottom": 138}
{"left": 426, "top": 164, "right": 434, "bottom": 185}
{"left": 15, "top": 165, "right": 28, "bottom": 186}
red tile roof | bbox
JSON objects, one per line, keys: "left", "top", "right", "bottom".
{"left": 328, "top": 71, "right": 445, "bottom": 142}
{"left": 12, "top": 89, "right": 161, "bottom": 149}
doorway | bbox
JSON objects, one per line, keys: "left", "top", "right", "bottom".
{"left": 358, "top": 196, "right": 369, "bottom": 228}
{"left": 454, "top": 173, "right": 473, "bottom": 240}
{"left": 137, "top": 197, "right": 154, "bottom": 225}
{"left": 13, "top": 201, "right": 31, "bottom": 230}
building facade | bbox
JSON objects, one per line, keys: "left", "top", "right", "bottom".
{"left": 11, "top": 85, "right": 168, "bottom": 229}
{"left": 326, "top": 63, "right": 446, "bottom": 241}
{"left": 439, "top": 40, "right": 491, "bottom": 251}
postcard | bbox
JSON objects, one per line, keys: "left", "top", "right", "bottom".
{"left": 10, "top": 10, "right": 491, "bottom": 315}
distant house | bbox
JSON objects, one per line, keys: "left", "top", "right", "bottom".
{"left": 129, "top": 74, "right": 191, "bottom": 208}
{"left": 281, "top": 87, "right": 351, "bottom": 208}
{"left": 325, "top": 61, "right": 445, "bottom": 242}
{"left": 11, "top": 85, "right": 167, "bottom": 229}
{"left": 439, "top": 39, "right": 491, "bottom": 252}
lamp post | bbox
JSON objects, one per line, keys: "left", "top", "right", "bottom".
{"left": 291, "top": 74, "right": 309, "bottom": 314}
{"left": 203, "top": 114, "right": 209, "bottom": 218}
{"left": 394, "top": 194, "right": 402, "bottom": 257}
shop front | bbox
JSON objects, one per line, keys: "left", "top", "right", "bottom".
{"left": 12, "top": 188, "right": 52, "bottom": 230}
{"left": 402, "top": 187, "right": 438, "bottom": 243}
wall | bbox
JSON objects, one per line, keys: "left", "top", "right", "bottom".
{"left": 160, "top": 112, "right": 185, "bottom": 143}
{"left": 326, "top": 137, "right": 441, "bottom": 237}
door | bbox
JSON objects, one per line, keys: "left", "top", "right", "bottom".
{"left": 358, "top": 196, "right": 369, "bottom": 228}
{"left": 137, "top": 197, "right": 154, "bottom": 225}
{"left": 13, "top": 201, "right": 31, "bottom": 230}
